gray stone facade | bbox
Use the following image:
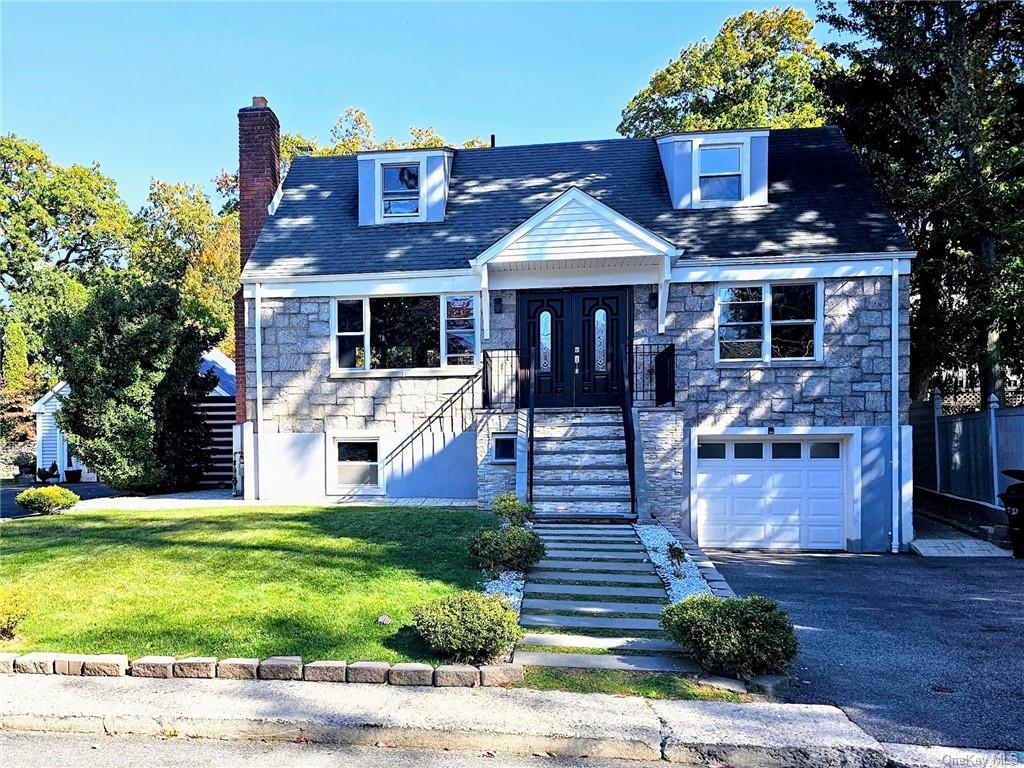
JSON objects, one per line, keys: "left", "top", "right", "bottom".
{"left": 632, "top": 277, "right": 911, "bottom": 528}
{"left": 475, "top": 411, "right": 517, "bottom": 509}
{"left": 244, "top": 277, "right": 910, "bottom": 515}
{"left": 244, "top": 298, "right": 476, "bottom": 435}
{"left": 633, "top": 278, "right": 911, "bottom": 428}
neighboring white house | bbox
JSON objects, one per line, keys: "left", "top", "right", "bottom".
{"left": 31, "top": 349, "right": 236, "bottom": 485}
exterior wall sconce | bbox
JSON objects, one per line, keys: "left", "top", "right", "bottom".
{"left": 648, "top": 291, "right": 658, "bottom": 310}
{"left": 493, "top": 297, "right": 503, "bottom": 314}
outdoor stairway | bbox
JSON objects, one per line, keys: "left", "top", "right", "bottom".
{"left": 513, "top": 523, "right": 696, "bottom": 674}
{"left": 531, "top": 409, "right": 635, "bottom": 522}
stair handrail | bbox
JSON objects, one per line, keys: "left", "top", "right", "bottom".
{"left": 382, "top": 371, "right": 481, "bottom": 469}
{"left": 619, "top": 342, "right": 638, "bottom": 516}
{"left": 527, "top": 347, "right": 537, "bottom": 505}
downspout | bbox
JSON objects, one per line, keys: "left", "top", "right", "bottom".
{"left": 254, "top": 282, "right": 265, "bottom": 501}
{"left": 890, "top": 260, "right": 900, "bottom": 553}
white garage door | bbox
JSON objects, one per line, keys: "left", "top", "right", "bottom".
{"left": 695, "top": 438, "right": 847, "bottom": 550}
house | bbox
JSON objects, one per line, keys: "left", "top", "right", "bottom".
{"left": 233, "top": 96, "right": 914, "bottom": 553}
{"left": 33, "top": 348, "right": 237, "bottom": 488}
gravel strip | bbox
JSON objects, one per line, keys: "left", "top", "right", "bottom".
{"left": 483, "top": 570, "right": 525, "bottom": 613}
{"left": 633, "top": 524, "right": 712, "bottom": 603}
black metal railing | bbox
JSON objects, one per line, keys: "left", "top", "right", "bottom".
{"left": 526, "top": 348, "right": 537, "bottom": 504}
{"left": 619, "top": 343, "right": 638, "bottom": 516}
{"left": 482, "top": 349, "right": 519, "bottom": 409}
{"left": 633, "top": 343, "right": 675, "bottom": 406}
{"left": 382, "top": 371, "right": 480, "bottom": 471}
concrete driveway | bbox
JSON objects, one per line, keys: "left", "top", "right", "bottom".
{"left": 710, "top": 550, "right": 1024, "bottom": 751}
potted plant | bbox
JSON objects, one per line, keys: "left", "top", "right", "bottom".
{"left": 64, "top": 469, "right": 83, "bottom": 484}
{"left": 667, "top": 542, "right": 687, "bottom": 579}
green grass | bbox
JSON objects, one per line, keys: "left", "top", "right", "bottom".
{"left": 515, "top": 667, "right": 746, "bottom": 702}
{"left": 0, "top": 505, "right": 498, "bottom": 663}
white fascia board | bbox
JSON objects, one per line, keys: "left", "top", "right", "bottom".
{"left": 473, "top": 187, "right": 679, "bottom": 266}
{"left": 488, "top": 265, "right": 661, "bottom": 291}
{"left": 671, "top": 253, "right": 914, "bottom": 284}
{"left": 656, "top": 129, "right": 769, "bottom": 145}
{"left": 31, "top": 382, "right": 69, "bottom": 413}
{"left": 356, "top": 148, "right": 453, "bottom": 162}
{"left": 242, "top": 269, "right": 480, "bottom": 299}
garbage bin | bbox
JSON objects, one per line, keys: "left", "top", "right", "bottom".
{"left": 999, "top": 469, "right": 1024, "bottom": 559}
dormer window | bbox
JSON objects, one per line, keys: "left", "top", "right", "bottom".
{"left": 358, "top": 149, "right": 453, "bottom": 226}
{"left": 382, "top": 163, "right": 420, "bottom": 217}
{"left": 656, "top": 130, "right": 768, "bottom": 209}
{"left": 698, "top": 145, "right": 742, "bottom": 202}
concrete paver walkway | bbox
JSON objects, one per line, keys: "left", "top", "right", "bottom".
{"left": 514, "top": 524, "right": 689, "bottom": 674}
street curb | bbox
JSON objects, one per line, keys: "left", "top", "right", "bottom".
{"left": 0, "top": 675, "right": 888, "bottom": 766}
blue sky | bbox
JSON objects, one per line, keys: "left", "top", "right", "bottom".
{"left": 2, "top": 1, "right": 833, "bottom": 210}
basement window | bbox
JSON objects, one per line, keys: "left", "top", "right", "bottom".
{"left": 492, "top": 434, "right": 516, "bottom": 464}
{"left": 335, "top": 439, "right": 380, "bottom": 487}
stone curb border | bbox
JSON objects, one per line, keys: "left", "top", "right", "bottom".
{"left": 0, "top": 652, "right": 523, "bottom": 688}
{"left": 654, "top": 519, "right": 737, "bottom": 598}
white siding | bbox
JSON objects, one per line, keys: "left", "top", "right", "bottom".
{"left": 499, "top": 200, "right": 658, "bottom": 261}
{"left": 37, "top": 410, "right": 61, "bottom": 469}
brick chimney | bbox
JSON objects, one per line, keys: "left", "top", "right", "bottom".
{"left": 235, "top": 96, "right": 280, "bottom": 422}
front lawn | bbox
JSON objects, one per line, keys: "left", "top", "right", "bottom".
{"left": 0, "top": 505, "right": 497, "bottom": 663}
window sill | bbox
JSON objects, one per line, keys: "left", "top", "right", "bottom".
{"left": 491, "top": 459, "right": 516, "bottom": 466}
{"left": 715, "top": 359, "right": 825, "bottom": 369}
{"left": 329, "top": 366, "right": 477, "bottom": 379}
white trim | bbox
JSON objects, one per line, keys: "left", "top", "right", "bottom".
{"left": 673, "top": 256, "right": 914, "bottom": 284}
{"left": 254, "top": 282, "right": 265, "bottom": 501}
{"left": 243, "top": 272, "right": 479, "bottom": 299}
{"left": 268, "top": 182, "right": 284, "bottom": 216}
{"left": 31, "top": 382, "right": 68, "bottom": 413}
{"left": 243, "top": 267, "right": 475, "bottom": 286}
{"left": 327, "top": 432, "right": 386, "bottom": 496}
{"left": 890, "top": 258, "right": 900, "bottom": 552}
{"left": 491, "top": 432, "right": 517, "bottom": 465}
{"left": 713, "top": 280, "right": 823, "bottom": 364}
{"left": 472, "top": 187, "right": 678, "bottom": 267}
{"left": 692, "top": 138, "right": 750, "bottom": 208}
{"left": 488, "top": 266, "right": 661, "bottom": 291}
{"left": 687, "top": 426, "right": 863, "bottom": 551}
{"left": 330, "top": 293, "right": 480, "bottom": 376}
{"left": 481, "top": 264, "right": 491, "bottom": 341}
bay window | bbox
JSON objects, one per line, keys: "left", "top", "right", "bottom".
{"left": 333, "top": 294, "right": 478, "bottom": 372}
{"left": 716, "top": 282, "right": 821, "bottom": 363}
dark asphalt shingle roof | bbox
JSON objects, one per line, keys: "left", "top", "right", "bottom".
{"left": 242, "top": 127, "right": 911, "bottom": 279}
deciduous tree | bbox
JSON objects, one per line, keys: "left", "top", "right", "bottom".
{"left": 818, "top": 0, "right": 1024, "bottom": 398}
{"left": 618, "top": 7, "right": 831, "bottom": 136}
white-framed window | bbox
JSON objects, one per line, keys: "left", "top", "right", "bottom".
{"left": 715, "top": 281, "right": 823, "bottom": 363}
{"left": 332, "top": 294, "right": 478, "bottom": 373}
{"left": 492, "top": 433, "right": 516, "bottom": 464}
{"left": 381, "top": 163, "right": 420, "bottom": 218}
{"left": 333, "top": 437, "right": 381, "bottom": 488}
{"left": 698, "top": 144, "right": 742, "bottom": 202}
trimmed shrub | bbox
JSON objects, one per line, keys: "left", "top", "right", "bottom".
{"left": 467, "top": 526, "right": 545, "bottom": 571}
{"left": 661, "top": 594, "right": 798, "bottom": 678}
{"left": 413, "top": 591, "right": 523, "bottom": 663}
{"left": 491, "top": 492, "right": 532, "bottom": 527}
{"left": 14, "top": 485, "right": 80, "bottom": 515}
{"left": 0, "top": 587, "right": 29, "bottom": 640}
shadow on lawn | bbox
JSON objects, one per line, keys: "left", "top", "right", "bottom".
{"left": 2, "top": 505, "right": 498, "bottom": 662}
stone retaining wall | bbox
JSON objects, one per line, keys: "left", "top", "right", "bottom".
{"left": 0, "top": 652, "right": 522, "bottom": 688}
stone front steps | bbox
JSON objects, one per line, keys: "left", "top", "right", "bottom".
{"left": 530, "top": 410, "right": 635, "bottom": 523}
{"left": 515, "top": 524, "right": 694, "bottom": 674}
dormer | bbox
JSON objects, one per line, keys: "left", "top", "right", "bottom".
{"left": 656, "top": 129, "right": 769, "bottom": 210}
{"left": 357, "top": 148, "right": 454, "bottom": 225}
